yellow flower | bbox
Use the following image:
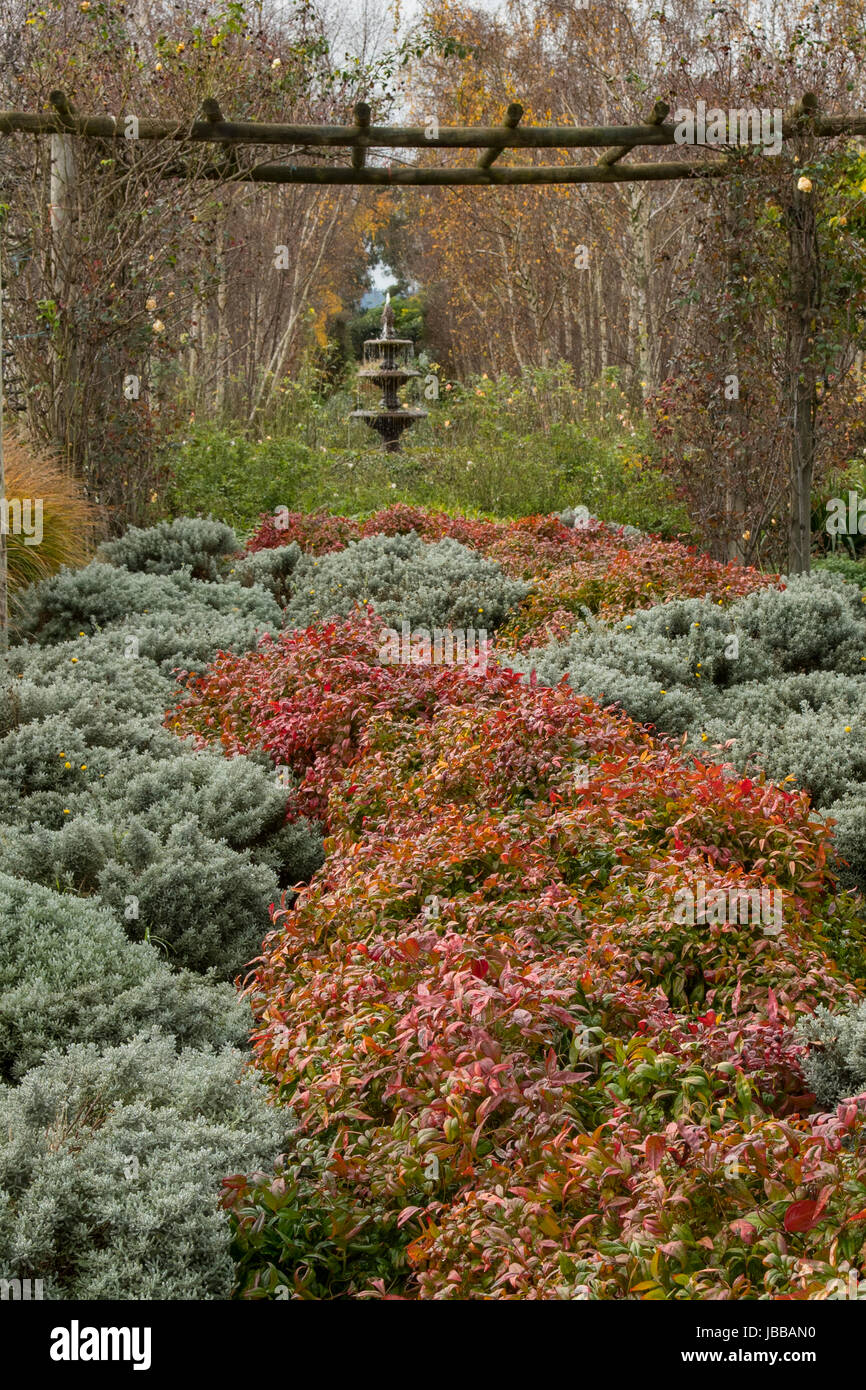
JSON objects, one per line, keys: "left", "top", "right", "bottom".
{"left": 80, "top": 764, "right": 87, "bottom": 771}
{"left": 63, "top": 808, "right": 70, "bottom": 814}
{"left": 152, "top": 319, "right": 165, "bottom": 334}
{"left": 797, "top": 175, "right": 813, "bottom": 193}
{"left": 64, "top": 761, "right": 71, "bottom": 768}
{"left": 146, "top": 297, "right": 157, "bottom": 311}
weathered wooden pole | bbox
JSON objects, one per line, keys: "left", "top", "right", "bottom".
{"left": 49, "top": 91, "right": 78, "bottom": 463}
{"left": 1, "top": 109, "right": 863, "bottom": 147}
{"left": 784, "top": 94, "right": 820, "bottom": 575}
{"left": 163, "top": 159, "right": 728, "bottom": 186}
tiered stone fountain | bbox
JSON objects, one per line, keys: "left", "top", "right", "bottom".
{"left": 350, "top": 294, "right": 427, "bottom": 451}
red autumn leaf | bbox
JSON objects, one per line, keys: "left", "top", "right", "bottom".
{"left": 767, "top": 987, "right": 778, "bottom": 1024}
{"left": 729, "top": 1219, "right": 757, "bottom": 1244}
{"left": 783, "top": 1200, "right": 825, "bottom": 1233}
{"left": 644, "top": 1135, "right": 666, "bottom": 1171}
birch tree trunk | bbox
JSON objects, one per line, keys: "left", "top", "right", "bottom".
{"left": 626, "top": 185, "right": 652, "bottom": 396}
{"left": 214, "top": 207, "right": 229, "bottom": 416}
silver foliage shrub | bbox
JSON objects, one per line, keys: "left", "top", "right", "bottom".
{"left": 97, "top": 517, "right": 240, "bottom": 580}
{"left": 0, "top": 521, "right": 330, "bottom": 1298}
{"left": 231, "top": 542, "right": 302, "bottom": 605}
{"left": 797, "top": 1003, "right": 866, "bottom": 1110}
{"left": 13, "top": 563, "right": 280, "bottom": 663}
{"left": 0, "top": 874, "right": 248, "bottom": 1080}
{"left": 0, "top": 1030, "right": 287, "bottom": 1299}
{"left": 283, "top": 530, "right": 529, "bottom": 632}
{"left": 511, "top": 571, "right": 866, "bottom": 888}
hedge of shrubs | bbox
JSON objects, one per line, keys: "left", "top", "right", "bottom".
{"left": 177, "top": 611, "right": 866, "bottom": 1299}
{"left": 0, "top": 518, "right": 324, "bottom": 1298}
{"left": 4, "top": 504, "right": 866, "bottom": 1301}
{"left": 510, "top": 569, "right": 866, "bottom": 893}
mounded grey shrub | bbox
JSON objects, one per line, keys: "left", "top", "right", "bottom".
{"left": 798, "top": 1003, "right": 866, "bottom": 1109}
{"left": 514, "top": 573, "right": 866, "bottom": 808}
{"left": 0, "top": 1030, "right": 287, "bottom": 1299}
{"left": 512, "top": 570, "right": 866, "bottom": 883}
{"left": 2, "top": 634, "right": 175, "bottom": 735}
{"left": 0, "top": 873, "right": 249, "bottom": 1080}
{"left": 96, "top": 819, "right": 278, "bottom": 977}
{"left": 97, "top": 517, "right": 239, "bottom": 580}
{"left": 232, "top": 542, "right": 302, "bottom": 604}
{"left": 284, "top": 530, "right": 529, "bottom": 632}
{"left": 0, "top": 517, "right": 328, "bottom": 1301}
{"left": 826, "top": 792, "right": 866, "bottom": 895}
{"left": 13, "top": 563, "right": 280, "bottom": 659}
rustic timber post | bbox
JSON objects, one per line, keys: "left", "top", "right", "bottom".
{"left": 784, "top": 94, "right": 820, "bottom": 575}
{"left": 201, "top": 101, "right": 231, "bottom": 415}
{"left": 48, "top": 91, "right": 78, "bottom": 466}
{"left": 722, "top": 177, "right": 747, "bottom": 564}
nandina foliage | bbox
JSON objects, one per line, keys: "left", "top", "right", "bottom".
{"left": 244, "top": 505, "right": 775, "bottom": 647}
{"left": 496, "top": 541, "right": 776, "bottom": 650}
{"left": 170, "top": 607, "right": 520, "bottom": 824}
{"left": 180, "top": 613, "right": 866, "bottom": 1299}
{"left": 245, "top": 510, "right": 361, "bottom": 555}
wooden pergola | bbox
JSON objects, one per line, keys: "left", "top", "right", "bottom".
{"left": 0, "top": 89, "right": 864, "bottom": 645}
{"left": 1, "top": 91, "right": 862, "bottom": 184}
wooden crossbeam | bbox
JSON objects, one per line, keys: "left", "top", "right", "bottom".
{"left": 3, "top": 109, "right": 863, "bottom": 149}
{"left": 163, "top": 159, "right": 728, "bottom": 186}
{"left": 477, "top": 103, "right": 524, "bottom": 169}
{"left": 0, "top": 91, "right": 861, "bottom": 187}
{"left": 0, "top": 112, "right": 678, "bottom": 147}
